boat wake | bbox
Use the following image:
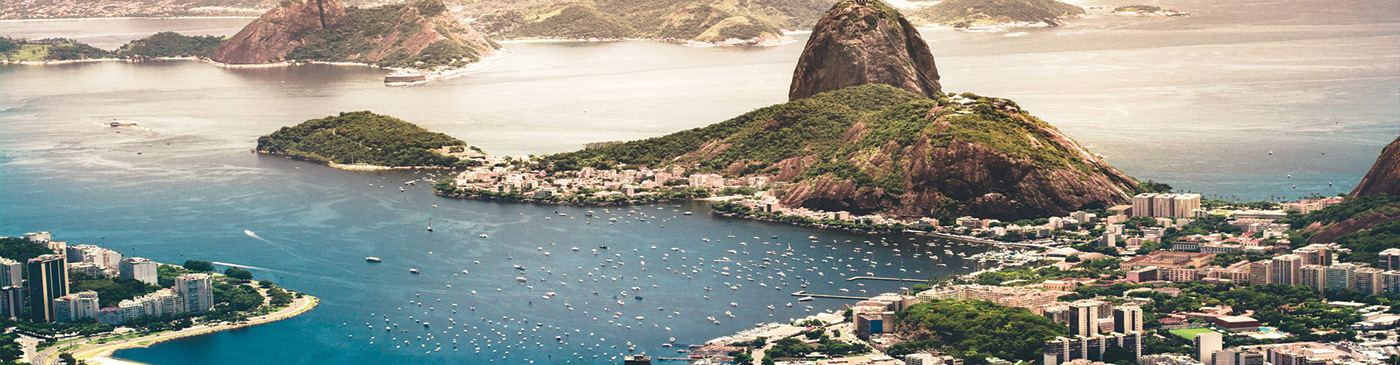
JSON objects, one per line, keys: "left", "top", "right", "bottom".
{"left": 241, "top": 229, "right": 312, "bottom": 262}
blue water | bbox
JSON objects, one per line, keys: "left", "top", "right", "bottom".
{"left": 0, "top": 150, "right": 983, "bottom": 364}
{"left": 1, "top": 0, "right": 1398, "bottom": 362}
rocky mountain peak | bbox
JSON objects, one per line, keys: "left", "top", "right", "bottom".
{"left": 209, "top": 0, "right": 346, "bottom": 65}
{"left": 789, "top": 0, "right": 941, "bottom": 101}
{"left": 1352, "top": 136, "right": 1400, "bottom": 197}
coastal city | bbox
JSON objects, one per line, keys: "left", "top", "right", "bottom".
{"left": 3, "top": 0, "right": 1398, "bottom": 363}
{"left": 0, "top": 231, "right": 316, "bottom": 365}
{"left": 432, "top": 155, "right": 1400, "bottom": 364}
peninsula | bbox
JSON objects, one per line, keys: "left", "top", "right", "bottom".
{"left": 256, "top": 111, "right": 484, "bottom": 170}
{"left": 436, "top": 0, "right": 1137, "bottom": 223}
{"left": 0, "top": 231, "right": 316, "bottom": 365}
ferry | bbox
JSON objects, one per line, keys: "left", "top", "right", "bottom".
{"left": 365, "top": 257, "right": 382, "bottom": 262}
{"left": 384, "top": 71, "right": 427, "bottom": 86}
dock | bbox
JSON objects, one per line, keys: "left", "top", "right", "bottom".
{"left": 845, "top": 276, "right": 928, "bottom": 283}
{"left": 789, "top": 290, "right": 869, "bottom": 300}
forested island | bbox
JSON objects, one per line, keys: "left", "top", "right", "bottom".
{"left": 256, "top": 111, "right": 484, "bottom": 169}
{"left": 1, "top": 32, "right": 224, "bottom": 63}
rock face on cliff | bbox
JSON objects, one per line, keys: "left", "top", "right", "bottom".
{"left": 211, "top": 0, "right": 498, "bottom": 68}
{"left": 789, "top": 0, "right": 940, "bottom": 101}
{"left": 210, "top": 0, "right": 345, "bottom": 65}
{"left": 544, "top": 85, "right": 1137, "bottom": 220}
{"left": 1352, "top": 136, "right": 1400, "bottom": 198}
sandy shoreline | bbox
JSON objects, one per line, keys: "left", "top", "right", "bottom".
{"left": 64, "top": 296, "right": 320, "bottom": 365}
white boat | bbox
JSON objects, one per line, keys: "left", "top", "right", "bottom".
{"left": 365, "top": 257, "right": 382, "bottom": 262}
{"left": 384, "top": 70, "right": 427, "bottom": 86}
{"left": 798, "top": 296, "right": 814, "bottom": 302}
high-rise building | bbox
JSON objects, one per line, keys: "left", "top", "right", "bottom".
{"left": 51, "top": 290, "right": 99, "bottom": 322}
{"left": 1113, "top": 306, "right": 1144, "bottom": 334}
{"left": 1380, "top": 248, "right": 1400, "bottom": 271}
{"left": 1131, "top": 194, "right": 1156, "bottom": 217}
{"left": 1153, "top": 194, "right": 1178, "bottom": 218}
{"left": 27, "top": 254, "right": 69, "bottom": 322}
{"left": 0, "top": 258, "right": 21, "bottom": 288}
{"left": 1068, "top": 301, "right": 1100, "bottom": 337}
{"left": 1381, "top": 271, "right": 1400, "bottom": 294}
{"left": 1043, "top": 332, "right": 1142, "bottom": 365}
{"left": 1324, "top": 263, "right": 1357, "bottom": 292}
{"left": 1294, "top": 244, "right": 1332, "bottom": 266}
{"left": 1195, "top": 331, "right": 1223, "bottom": 364}
{"left": 73, "top": 291, "right": 99, "bottom": 321}
{"left": 0, "top": 286, "right": 22, "bottom": 320}
{"left": 1299, "top": 265, "right": 1326, "bottom": 292}
{"left": 1249, "top": 260, "right": 1272, "bottom": 286}
{"left": 1173, "top": 194, "right": 1202, "bottom": 218}
{"left": 119, "top": 257, "right": 158, "bottom": 286}
{"left": 1352, "top": 267, "right": 1383, "bottom": 295}
{"left": 1270, "top": 255, "right": 1303, "bottom": 286}
{"left": 175, "top": 274, "right": 213, "bottom": 313}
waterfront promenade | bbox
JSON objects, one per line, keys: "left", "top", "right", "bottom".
{"left": 31, "top": 294, "right": 319, "bottom": 365}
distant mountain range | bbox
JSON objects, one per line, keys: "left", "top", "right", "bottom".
{"left": 465, "top": 0, "right": 836, "bottom": 45}
{"left": 909, "top": 0, "right": 1086, "bottom": 28}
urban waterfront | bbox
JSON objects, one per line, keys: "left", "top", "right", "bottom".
{"left": 1, "top": 0, "right": 1398, "bottom": 362}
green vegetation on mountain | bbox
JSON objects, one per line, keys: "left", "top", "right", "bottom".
{"left": 257, "top": 111, "right": 479, "bottom": 168}
{"left": 281, "top": 0, "right": 495, "bottom": 68}
{"left": 542, "top": 84, "right": 1133, "bottom": 220}
{"left": 116, "top": 32, "right": 225, "bottom": 58}
{"left": 887, "top": 300, "right": 1066, "bottom": 362}
{"left": 1286, "top": 194, "right": 1400, "bottom": 263}
{"left": 543, "top": 84, "right": 920, "bottom": 171}
{"left": 911, "top": 0, "right": 1085, "bottom": 27}
{"left": 0, "top": 38, "right": 113, "bottom": 62}
{"left": 474, "top": 0, "right": 834, "bottom": 43}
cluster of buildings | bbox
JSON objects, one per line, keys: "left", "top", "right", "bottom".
{"left": 3, "top": 232, "right": 215, "bottom": 326}
{"left": 1132, "top": 193, "right": 1205, "bottom": 219}
{"left": 1251, "top": 245, "right": 1400, "bottom": 295}
{"left": 1040, "top": 300, "right": 1146, "bottom": 365}
{"left": 1116, "top": 244, "right": 1400, "bottom": 296}
{"left": 0, "top": 1, "right": 265, "bottom": 20}
{"left": 1167, "top": 338, "right": 1391, "bottom": 365}
{"left": 449, "top": 163, "right": 772, "bottom": 201}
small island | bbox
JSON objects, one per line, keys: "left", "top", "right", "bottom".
{"left": 1111, "top": 5, "right": 1189, "bottom": 17}
{"left": 255, "top": 111, "right": 485, "bottom": 170}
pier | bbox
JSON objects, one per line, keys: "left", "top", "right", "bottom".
{"left": 789, "top": 290, "right": 869, "bottom": 300}
{"left": 844, "top": 276, "right": 928, "bottom": 283}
